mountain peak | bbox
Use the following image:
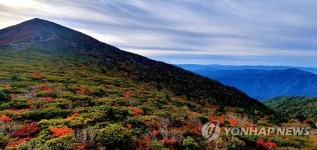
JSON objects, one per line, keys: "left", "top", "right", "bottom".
{"left": 0, "top": 18, "right": 101, "bottom": 48}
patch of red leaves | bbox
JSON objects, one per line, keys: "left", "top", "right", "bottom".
{"left": 256, "top": 138, "right": 278, "bottom": 150}
{"left": 131, "top": 108, "right": 143, "bottom": 115}
{"left": 228, "top": 118, "right": 238, "bottom": 126}
{"left": 0, "top": 115, "right": 12, "bottom": 122}
{"left": 12, "top": 122, "right": 40, "bottom": 137}
{"left": 51, "top": 127, "right": 74, "bottom": 137}
{"left": 67, "top": 112, "right": 80, "bottom": 119}
{"left": 6, "top": 137, "right": 31, "bottom": 149}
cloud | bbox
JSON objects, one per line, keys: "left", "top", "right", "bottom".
{"left": 0, "top": 0, "right": 317, "bottom": 67}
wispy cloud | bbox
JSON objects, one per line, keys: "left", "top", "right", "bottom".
{"left": 0, "top": 0, "right": 317, "bottom": 67}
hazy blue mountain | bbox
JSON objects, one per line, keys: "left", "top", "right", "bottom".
{"left": 177, "top": 64, "right": 317, "bottom": 74}
{"left": 178, "top": 64, "right": 317, "bottom": 100}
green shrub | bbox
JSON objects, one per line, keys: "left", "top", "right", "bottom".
{"left": 150, "top": 140, "right": 164, "bottom": 150}
{"left": 97, "top": 124, "right": 132, "bottom": 149}
{"left": 182, "top": 136, "right": 199, "bottom": 150}
{"left": 0, "top": 91, "right": 9, "bottom": 101}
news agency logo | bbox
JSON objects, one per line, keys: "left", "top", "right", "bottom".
{"left": 202, "top": 120, "right": 312, "bottom": 142}
{"left": 201, "top": 121, "right": 221, "bottom": 142}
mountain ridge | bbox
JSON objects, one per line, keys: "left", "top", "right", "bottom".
{"left": 179, "top": 65, "right": 317, "bottom": 100}
{"left": 0, "top": 18, "right": 267, "bottom": 110}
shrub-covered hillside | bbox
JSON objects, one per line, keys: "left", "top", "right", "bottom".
{"left": 264, "top": 96, "right": 317, "bottom": 122}
{"left": 0, "top": 19, "right": 316, "bottom": 149}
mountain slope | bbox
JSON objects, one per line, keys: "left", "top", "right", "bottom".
{"left": 0, "top": 18, "right": 266, "bottom": 110}
{"left": 264, "top": 96, "right": 317, "bottom": 122}
{"left": 1, "top": 19, "right": 316, "bottom": 150}
{"left": 179, "top": 66, "right": 317, "bottom": 100}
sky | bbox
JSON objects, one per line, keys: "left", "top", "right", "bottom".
{"left": 0, "top": 0, "right": 317, "bottom": 67}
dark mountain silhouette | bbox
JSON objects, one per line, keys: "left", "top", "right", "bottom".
{"left": 0, "top": 18, "right": 267, "bottom": 111}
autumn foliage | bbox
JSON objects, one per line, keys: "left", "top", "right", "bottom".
{"left": 163, "top": 138, "right": 178, "bottom": 145}
{"left": 209, "top": 115, "right": 225, "bottom": 124}
{"left": 51, "top": 127, "right": 74, "bottom": 137}
{"left": 77, "top": 87, "right": 89, "bottom": 94}
{"left": 0, "top": 115, "right": 12, "bottom": 122}
{"left": 6, "top": 137, "right": 31, "bottom": 149}
{"left": 151, "top": 130, "right": 160, "bottom": 136}
{"left": 131, "top": 108, "right": 143, "bottom": 115}
{"left": 67, "top": 112, "right": 80, "bottom": 119}
{"left": 12, "top": 122, "right": 40, "bottom": 137}
{"left": 256, "top": 138, "right": 278, "bottom": 149}
{"left": 228, "top": 118, "right": 238, "bottom": 126}
{"left": 42, "top": 87, "right": 53, "bottom": 92}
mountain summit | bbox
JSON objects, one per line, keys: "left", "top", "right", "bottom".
{"left": 0, "top": 18, "right": 267, "bottom": 111}
{"left": 0, "top": 18, "right": 107, "bottom": 50}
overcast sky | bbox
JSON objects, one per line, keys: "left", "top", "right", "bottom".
{"left": 0, "top": 0, "right": 317, "bottom": 67}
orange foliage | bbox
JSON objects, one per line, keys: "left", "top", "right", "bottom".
{"left": 40, "top": 97, "right": 54, "bottom": 102}
{"left": 209, "top": 115, "right": 225, "bottom": 124}
{"left": 228, "top": 118, "right": 238, "bottom": 126}
{"left": 192, "top": 123, "right": 202, "bottom": 133}
{"left": 131, "top": 108, "right": 143, "bottom": 115}
{"left": 10, "top": 93, "right": 17, "bottom": 99}
{"left": 163, "top": 138, "right": 178, "bottom": 145}
{"left": 256, "top": 138, "right": 278, "bottom": 149}
{"left": 6, "top": 137, "right": 31, "bottom": 149}
{"left": 35, "top": 84, "right": 44, "bottom": 88}
{"left": 123, "top": 91, "right": 134, "bottom": 97}
{"left": 3, "top": 84, "right": 10, "bottom": 89}
{"left": 136, "top": 135, "right": 151, "bottom": 150}
{"left": 245, "top": 121, "right": 253, "bottom": 127}
{"left": 67, "top": 112, "right": 80, "bottom": 119}
{"left": 144, "top": 120, "right": 160, "bottom": 128}
{"left": 0, "top": 115, "right": 12, "bottom": 122}
{"left": 42, "top": 87, "right": 53, "bottom": 92}
{"left": 77, "top": 87, "right": 89, "bottom": 94}
{"left": 5, "top": 109, "right": 28, "bottom": 115}
{"left": 31, "top": 72, "right": 41, "bottom": 79}
{"left": 152, "top": 130, "right": 160, "bottom": 136}
{"left": 51, "top": 127, "right": 74, "bottom": 137}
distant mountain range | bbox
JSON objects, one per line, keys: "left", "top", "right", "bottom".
{"left": 178, "top": 64, "right": 317, "bottom": 74}
{"left": 178, "top": 64, "right": 317, "bottom": 100}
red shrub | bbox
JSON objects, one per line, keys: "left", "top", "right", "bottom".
{"left": 12, "top": 122, "right": 40, "bottom": 137}
{"left": 245, "top": 121, "right": 253, "bottom": 127}
{"left": 77, "top": 88, "right": 89, "bottom": 94}
{"left": 136, "top": 135, "right": 151, "bottom": 150}
{"left": 163, "top": 138, "right": 178, "bottom": 145}
{"left": 42, "top": 87, "right": 53, "bottom": 92}
{"left": 67, "top": 112, "right": 80, "bottom": 119}
{"left": 256, "top": 138, "right": 278, "bottom": 149}
{"left": 6, "top": 137, "right": 31, "bottom": 149}
{"left": 152, "top": 130, "right": 160, "bottom": 136}
{"left": 40, "top": 97, "right": 54, "bottom": 102}
{"left": 209, "top": 115, "right": 225, "bottom": 124}
{"left": 0, "top": 115, "right": 12, "bottom": 122}
{"left": 228, "top": 118, "right": 238, "bottom": 126}
{"left": 51, "top": 127, "right": 74, "bottom": 137}
{"left": 123, "top": 91, "right": 134, "bottom": 97}
{"left": 32, "top": 73, "right": 41, "bottom": 79}
{"left": 132, "top": 108, "right": 143, "bottom": 115}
